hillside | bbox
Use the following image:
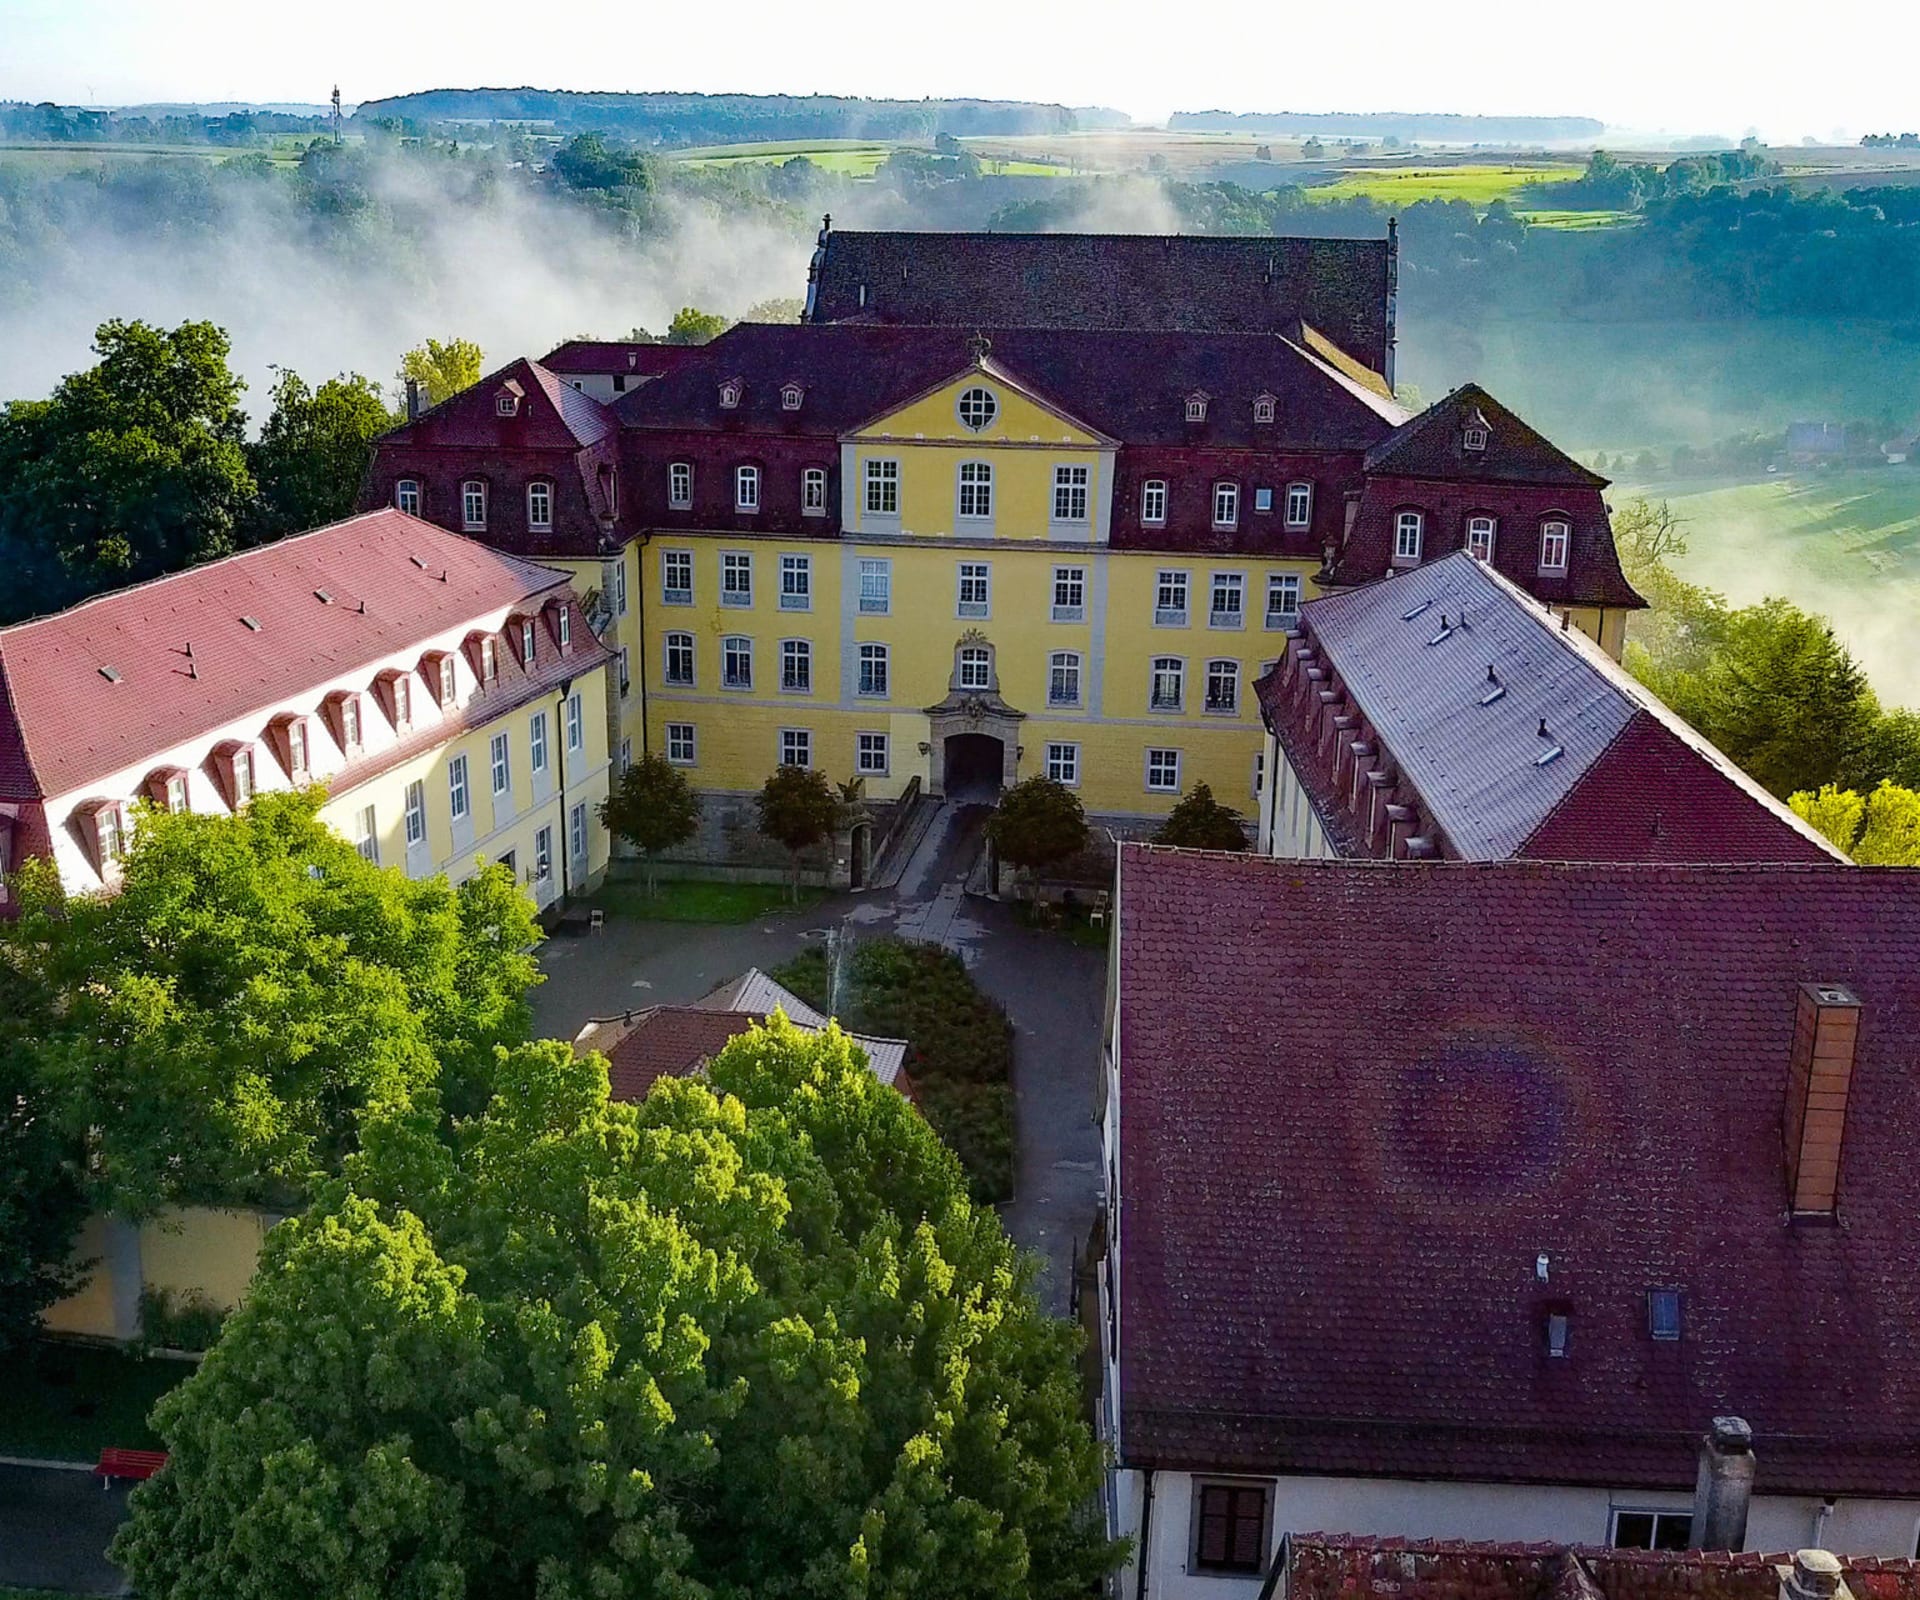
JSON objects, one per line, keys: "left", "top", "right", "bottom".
{"left": 1171, "top": 109, "right": 1604, "bottom": 141}
{"left": 352, "top": 88, "right": 1079, "bottom": 145}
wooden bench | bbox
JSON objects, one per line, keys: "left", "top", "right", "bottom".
{"left": 95, "top": 1447, "right": 167, "bottom": 1488}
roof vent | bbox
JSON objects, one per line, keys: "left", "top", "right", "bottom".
{"left": 1401, "top": 599, "right": 1433, "bottom": 622}
{"left": 240, "top": 615, "right": 261, "bottom": 631}
{"left": 314, "top": 588, "right": 333, "bottom": 605}
{"left": 98, "top": 665, "right": 121, "bottom": 683}
{"left": 1425, "top": 613, "right": 1454, "bottom": 646}
{"left": 1535, "top": 744, "right": 1565, "bottom": 768}
{"left": 1480, "top": 665, "right": 1507, "bottom": 706}
{"left": 410, "top": 555, "right": 428, "bottom": 570}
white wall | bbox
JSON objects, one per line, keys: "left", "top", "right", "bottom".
{"left": 1115, "top": 1468, "right": 1920, "bottom": 1600}
{"left": 1255, "top": 732, "right": 1338, "bottom": 859}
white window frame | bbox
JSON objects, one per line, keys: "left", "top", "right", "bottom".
{"left": 722, "top": 635, "right": 753, "bottom": 691}
{"left": 1146, "top": 747, "right": 1182, "bottom": 793}
{"left": 461, "top": 480, "right": 486, "bottom": 530}
{"left": 1254, "top": 487, "right": 1274, "bottom": 514}
{"left": 958, "top": 645, "right": 992, "bottom": 691}
{"left": 1206, "top": 659, "right": 1240, "bottom": 715}
{"left": 865, "top": 457, "right": 899, "bottom": 517}
{"left": 1464, "top": 424, "right": 1489, "bottom": 453}
{"left": 496, "top": 394, "right": 517, "bottom": 417}
{"left": 858, "top": 558, "right": 891, "bottom": 615}
{"left": 530, "top": 710, "right": 549, "bottom": 774}
{"left": 957, "top": 385, "right": 998, "bottom": 432}
{"left": 534, "top": 825, "right": 553, "bottom": 882}
{"left": 782, "top": 384, "right": 804, "bottom": 412}
{"left": 1141, "top": 479, "right": 1168, "bottom": 525}
{"left": 403, "top": 780, "right": 426, "bottom": 846}
{"left": 558, "top": 606, "right": 571, "bottom": 652}
{"left": 1395, "top": 510, "right": 1424, "bottom": 563}
{"left": 802, "top": 466, "right": 828, "bottom": 516}
{"left": 287, "top": 719, "right": 309, "bottom": 779}
{"left": 957, "top": 561, "right": 991, "bottom": 619}
{"left": 490, "top": 731, "right": 511, "bottom": 795}
{"left": 1155, "top": 569, "right": 1189, "bottom": 628}
{"left": 1212, "top": 481, "right": 1240, "bottom": 531}
{"left": 233, "top": 745, "right": 253, "bottom": 802}
{"left": 527, "top": 480, "right": 552, "bottom": 530}
{"left": 857, "top": 642, "right": 889, "bottom": 698}
{"left": 665, "top": 631, "right": 695, "bottom": 687}
{"left": 1052, "top": 565, "right": 1086, "bottom": 623}
{"left": 1540, "top": 518, "right": 1571, "bottom": 573}
{"left": 1185, "top": 395, "right": 1207, "bottom": 423}
{"left": 1046, "top": 742, "right": 1080, "bottom": 786}
{"left": 479, "top": 638, "right": 497, "bottom": 687}
{"left": 668, "top": 462, "right": 693, "bottom": 509}
{"left": 1609, "top": 1509, "right": 1693, "bottom": 1551}
{"left": 779, "top": 553, "right": 811, "bottom": 611}
{"left": 1468, "top": 515, "right": 1498, "bottom": 562}
{"left": 665, "top": 723, "right": 696, "bottom": 766}
{"left": 662, "top": 549, "right": 693, "bottom": 605}
{"left": 569, "top": 801, "right": 588, "bottom": 865}
{"left": 1209, "top": 571, "right": 1245, "bottom": 630}
{"left": 612, "top": 560, "right": 628, "bottom": 617}
{"left": 957, "top": 460, "right": 994, "bottom": 521}
{"left": 617, "top": 646, "right": 631, "bottom": 699}
{"left": 1048, "top": 650, "right": 1083, "bottom": 708}
{"left": 721, "top": 551, "right": 753, "bottom": 608}
{"left": 164, "top": 773, "right": 187, "bottom": 813}
{"left": 1253, "top": 394, "right": 1276, "bottom": 423}
{"left": 780, "top": 638, "right": 813, "bottom": 694}
{"left": 395, "top": 479, "right": 420, "bottom": 516}
{"left": 1265, "top": 573, "right": 1302, "bottom": 628}
{"left": 856, "top": 731, "right": 890, "bottom": 775}
{"left": 1150, "top": 656, "right": 1185, "bottom": 713}
{"left": 735, "top": 464, "right": 761, "bottom": 513}
{"left": 565, "top": 691, "right": 584, "bottom": 752}
{"left": 1052, "top": 463, "right": 1091, "bottom": 524}
{"left": 779, "top": 728, "right": 812, "bottom": 769}
{"left": 448, "top": 754, "right": 470, "bottom": 821}
{"left": 1285, "top": 482, "right": 1313, "bottom": 529}
{"left": 438, "top": 655, "right": 456, "bottom": 707}
{"left": 520, "top": 618, "right": 537, "bottom": 668}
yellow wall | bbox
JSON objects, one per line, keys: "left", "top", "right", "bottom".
{"left": 42, "top": 1206, "right": 277, "bottom": 1342}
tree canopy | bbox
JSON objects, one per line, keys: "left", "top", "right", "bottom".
{"left": 5, "top": 790, "right": 541, "bottom": 1214}
{"left": 1790, "top": 781, "right": 1920, "bottom": 865}
{"left": 666, "top": 307, "right": 734, "bottom": 345}
{"left": 248, "top": 369, "right": 396, "bottom": 539}
{"left": 1152, "top": 783, "right": 1250, "bottom": 852}
{"left": 756, "top": 765, "right": 841, "bottom": 898}
{"left": 599, "top": 752, "right": 700, "bottom": 891}
{"left": 396, "top": 337, "right": 485, "bottom": 409}
{"left": 986, "top": 777, "right": 1088, "bottom": 887}
{"left": 113, "top": 1021, "right": 1118, "bottom": 1599}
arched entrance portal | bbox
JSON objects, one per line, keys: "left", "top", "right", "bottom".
{"left": 943, "top": 732, "right": 1006, "bottom": 799}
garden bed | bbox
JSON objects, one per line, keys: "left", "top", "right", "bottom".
{"left": 775, "top": 938, "right": 1015, "bottom": 1203}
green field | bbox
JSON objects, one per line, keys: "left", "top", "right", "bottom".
{"left": 1307, "top": 161, "right": 1585, "bottom": 206}
{"left": 1624, "top": 470, "right": 1920, "bottom": 707}
{"left": 0, "top": 137, "right": 320, "bottom": 169}
{"left": 1515, "top": 207, "right": 1634, "bottom": 230}
{"left": 673, "top": 138, "right": 1072, "bottom": 179}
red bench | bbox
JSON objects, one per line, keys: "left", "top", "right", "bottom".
{"left": 95, "top": 1447, "right": 167, "bottom": 1487}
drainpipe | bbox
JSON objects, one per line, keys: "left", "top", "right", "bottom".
{"left": 1134, "top": 1468, "right": 1156, "bottom": 1600}
{"left": 556, "top": 675, "right": 574, "bottom": 904}
{"left": 634, "top": 534, "right": 651, "bottom": 758}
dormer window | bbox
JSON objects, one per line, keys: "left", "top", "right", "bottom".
{"left": 1463, "top": 409, "right": 1491, "bottom": 452}
{"left": 1185, "top": 392, "right": 1209, "bottom": 423}
{"left": 1253, "top": 393, "right": 1276, "bottom": 424}
{"left": 93, "top": 801, "right": 127, "bottom": 868}
{"left": 781, "top": 384, "right": 804, "bottom": 411}
{"left": 430, "top": 653, "right": 456, "bottom": 708}
{"left": 719, "top": 379, "right": 742, "bottom": 410}
{"left": 495, "top": 382, "right": 522, "bottom": 417}
{"left": 382, "top": 671, "right": 412, "bottom": 730}
{"left": 557, "top": 603, "right": 572, "bottom": 653}
{"left": 146, "top": 768, "right": 189, "bottom": 813}
{"left": 211, "top": 741, "right": 256, "bottom": 809}
{"left": 285, "top": 717, "right": 310, "bottom": 779}
{"left": 481, "top": 636, "right": 498, "bottom": 685}
{"left": 520, "top": 618, "right": 537, "bottom": 668}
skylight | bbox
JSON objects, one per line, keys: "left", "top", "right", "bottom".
{"left": 1649, "top": 1289, "right": 1682, "bottom": 1341}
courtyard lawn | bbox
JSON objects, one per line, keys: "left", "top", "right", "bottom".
{"left": 0, "top": 1342, "right": 189, "bottom": 1462}
{"left": 593, "top": 879, "right": 823, "bottom": 924}
{"left": 1307, "top": 161, "right": 1584, "bottom": 207}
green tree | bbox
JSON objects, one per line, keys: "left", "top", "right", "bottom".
{"left": 395, "top": 337, "right": 484, "bottom": 409}
{"left": 6, "top": 790, "right": 542, "bottom": 1214}
{"left": 1152, "top": 782, "right": 1250, "bottom": 851}
{"left": 666, "top": 306, "right": 733, "bottom": 345}
{"left": 987, "top": 777, "right": 1089, "bottom": 895}
{"left": 0, "top": 318, "right": 256, "bottom": 619}
{"left": 598, "top": 751, "right": 700, "bottom": 894}
{"left": 757, "top": 764, "right": 841, "bottom": 900}
{"left": 114, "top": 1023, "right": 1120, "bottom": 1599}
{"left": 550, "top": 132, "right": 653, "bottom": 192}
{"left": 743, "top": 296, "right": 804, "bottom": 324}
{"left": 248, "top": 369, "right": 397, "bottom": 538}
{"left": 1789, "top": 784, "right": 1867, "bottom": 855}
{"left": 1792, "top": 780, "right": 1920, "bottom": 864}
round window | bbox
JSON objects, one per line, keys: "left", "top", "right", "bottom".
{"left": 957, "top": 386, "right": 998, "bottom": 432}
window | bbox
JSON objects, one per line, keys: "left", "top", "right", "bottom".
{"left": 1253, "top": 745, "right": 1266, "bottom": 800}
{"left": 1468, "top": 515, "right": 1497, "bottom": 562}
{"left": 395, "top": 479, "right": 420, "bottom": 516}
{"left": 527, "top": 481, "right": 552, "bottom": 530}
{"left": 1185, "top": 394, "right": 1208, "bottom": 423}
{"left": 1612, "top": 1512, "right": 1692, "bottom": 1552}
{"left": 1147, "top": 747, "right": 1181, "bottom": 792}
{"left": 354, "top": 804, "right": 378, "bottom": 864}
{"left": 392, "top": 674, "right": 412, "bottom": 730}
{"left": 1193, "top": 1483, "right": 1268, "bottom": 1575}
{"left": 1540, "top": 519, "right": 1571, "bottom": 572}
{"left": 1649, "top": 1289, "right": 1682, "bottom": 1342}
{"left": 612, "top": 560, "right": 627, "bottom": 617}
{"left": 1048, "top": 650, "right": 1082, "bottom": 707}
{"left": 232, "top": 745, "right": 254, "bottom": 803}
{"left": 858, "top": 558, "right": 891, "bottom": 615}
{"left": 342, "top": 695, "right": 365, "bottom": 751}
{"left": 957, "top": 385, "right": 998, "bottom": 431}
{"left": 448, "top": 754, "right": 470, "bottom": 821}
{"left": 1151, "top": 657, "right": 1184, "bottom": 712}
{"left": 480, "top": 638, "right": 498, "bottom": 687}
{"left": 1209, "top": 572, "right": 1244, "bottom": 628}
{"left": 1154, "top": 570, "right": 1190, "bottom": 627}
{"left": 530, "top": 710, "right": 549, "bottom": 773}
{"left": 565, "top": 692, "right": 583, "bottom": 751}
{"left": 1285, "top": 482, "right": 1313, "bottom": 528}
{"left": 1253, "top": 394, "right": 1276, "bottom": 423}
{"left": 557, "top": 606, "right": 571, "bottom": 652}
{"left": 1254, "top": 487, "right": 1273, "bottom": 514}
{"left": 1212, "top": 482, "right": 1240, "bottom": 530}
{"left": 1046, "top": 742, "right": 1079, "bottom": 785}
{"left": 496, "top": 394, "right": 517, "bottom": 417}
{"left": 1141, "top": 479, "right": 1168, "bottom": 525}
{"left": 619, "top": 738, "right": 632, "bottom": 772}
{"left": 462, "top": 480, "right": 486, "bottom": 530}
{"left": 782, "top": 384, "right": 804, "bottom": 411}
{"left": 164, "top": 773, "right": 188, "bottom": 813}
{"left": 723, "top": 635, "right": 753, "bottom": 690}
{"left": 97, "top": 804, "right": 124, "bottom": 866}
{"left": 781, "top": 638, "right": 812, "bottom": 693}
{"left": 865, "top": 458, "right": 899, "bottom": 516}
{"left": 1266, "top": 573, "right": 1302, "bottom": 627}
{"left": 1464, "top": 424, "right": 1489, "bottom": 453}
{"left": 802, "top": 467, "right": 827, "bottom": 515}
{"left": 665, "top": 632, "right": 695, "bottom": 686}
{"left": 719, "top": 380, "right": 741, "bottom": 409}
{"left": 490, "top": 732, "right": 511, "bottom": 795}
{"left": 780, "top": 553, "right": 811, "bottom": 611}
{"left": 569, "top": 801, "right": 587, "bottom": 865}
{"left": 958, "top": 460, "right": 994, "bottom": 520}
{"left": 780, "top": 728, "right": 811, "bottom": 768}
{"left": 857, "top": 732, "right": 889, "bottom": 775}
{"left": 722, "top": 552, "right": 753, "bottom": 607}
{"left": 958, "top": 646, "right": 992, "bottom": 691}
{"left": 957, "top": 562, "right": 990, "bottom": 618}
{"left": 603, "top": 468, "right": 618, "bottom": 518}
{"left": 534, "top": 825, "right": 553, "bottom": 882}
{"left": 668, "top": 462, "right": 692, "bottom": 508}
{"left": 666, "top": 722, "right": 696, "bottom": 765}
{"left": 1052, "top": 464, "right": 1090, "bottom": 523}
{"left": 858, "top": 642, "right": 889, "bottom": 697}
{"left": 287, "top": 719, "right": 309, "bottom": 779}
{"left": 1395, "top": 510, "right": 1424, "bottom": 562}
{"left": 404, "top": 780, "right": 426, "bottom": 846}
{"left": 662, "top": 550, "right": 693, "bottom": 605}
{"left": 1052, "top": 565, "right": 1086, "bottom": 623}
{"left": 1206, "top": 659, "right": 1239, "bottom": 714}
{"left": 735, "top": 464, "right": 761, "bottom": 512}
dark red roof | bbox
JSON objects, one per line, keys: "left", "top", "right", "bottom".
{"left": 0, "top": 511, "right": 582, "bottom": 801}
{"left": 1286, "top": 1536, "right": 1920, "bottom": 1600}
{"left": 805, "top": 229, "right": 1395, "bottom": 375}
{"left": 1115, "top": 847, "right": 1920, "bottom": 1494}
{"left": 383, "top": 356, "right": 613, "bottom": 451}
{"left": 1365, "top": 385, "right": 1606, "bottom": 488}
{"left": 600, "top": 1006, "right": 763, "bottom": 1102}
{"left": 537, "top": 341, "right": 706, "bottom": 378}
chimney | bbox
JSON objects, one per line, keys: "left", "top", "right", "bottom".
{"left": 1780, "top": 1550, "right": 1848, "bottom": 1600}
{"left": 405, "top": 377, "right": 422, "bottom": 420}
{"left": 1784, "top": 983, "right": 1861, "bottom": 1216}
{"left": 1690, "top": 1415, "right": 1755, "bottom": 1551}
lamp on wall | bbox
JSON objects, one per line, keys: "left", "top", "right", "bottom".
{"left": 917, "top": 741, "right": 931, "bottom": 755}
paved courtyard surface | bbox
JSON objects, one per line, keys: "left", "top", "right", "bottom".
{"left": 535, "top": 801, "right": 1105, "bottom": 1315}
{"left": 0, "top": 1463, "right": 132, "bottom": 1595}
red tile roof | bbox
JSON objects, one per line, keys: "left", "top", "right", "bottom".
{"left": 1365, "top": 385, "right": 1607, "bottom": 488}
{"left": 536, "top": 340, "right": 706, "bottom": 378}
{"left": 805, "top": 229, "right": 1395, "bottom": 376}
{"left": 599, "top": 1007, "right": 763, "bottom": 1102}
{"left": 1286, "top": 1536, "right": 1920, "bottom": 1600}
{"left": 1115, "top": 846, "right": 1920, "bottom": 1494}
{"left": 0, "top": 510, "right": 579, "bottom": 800}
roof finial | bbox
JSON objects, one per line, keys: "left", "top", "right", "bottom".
{"left": 967, "top": 330, "right": 991, "bottom": 367}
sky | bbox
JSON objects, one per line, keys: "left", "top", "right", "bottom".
{"left": 0, "top": 0, "right": 1905, "bottom": 142}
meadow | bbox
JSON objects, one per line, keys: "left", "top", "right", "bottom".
{"left": 1304, "top": 161, "right": 1585, "bottom": 206}
{"left": 672, "top": 138, "right": 899, "bottom": 175}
